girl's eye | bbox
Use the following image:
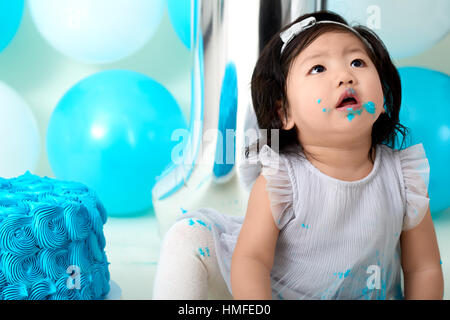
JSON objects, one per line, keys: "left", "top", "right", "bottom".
{"left": 351, "top": 59, "right": 365, "bottom": 68}
{"left": 310, "top": 65, "right": 325, "bottom": 74}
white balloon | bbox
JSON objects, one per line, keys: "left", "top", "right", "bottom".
{"left": 28, "top": 0, "right": 165, "bottom": 64}
{"left": 328, "top": 0, "right": 450, "bottom": 59}
{"left": 0, "top": 82, "right": 40, "bottom": 178}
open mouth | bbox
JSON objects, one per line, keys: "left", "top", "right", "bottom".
{"left": 337, "top": 97, "right": 358, "bottom": 108}
{"left": 335, "top": 90, "right": 361, "bottom": 110}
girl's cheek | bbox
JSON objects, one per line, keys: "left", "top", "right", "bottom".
{"left": 318, "top": 98, "right": 332, "bottom": 113}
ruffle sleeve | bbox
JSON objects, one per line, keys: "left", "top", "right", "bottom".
{"left": 258, "top": 145, "right": 295, "bottom": 230}
{"left": 238, "top": 146, "right": 262, "bottom": 193}
{"left": 398, "top": 143, "right": 430, "bottom": 231}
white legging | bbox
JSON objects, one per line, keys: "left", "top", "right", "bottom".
{"left": 152, "top": 218, "right": 233, "bottom": 299}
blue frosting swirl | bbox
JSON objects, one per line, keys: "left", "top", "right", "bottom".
{"left": 0, "top": 214, "right": 37, "bottom": 256}
{"left": 32, "top": 205, "right": 68, "bottom": 249}
{"left": 1, "top": 252, "right": 42, "bottom": 284}
{"left": 68, "top": 241, "right": 91, "bottom": 273}
{"left": 28, "top": 278, "right": 56, "bottom": 300}
{"left": 0, "top": 271, "right": 7, "bottom": 290}
{"left": 0, "top": 177, "right": 11, "bottom": 188}
{"left": 2, "top": 283, "right": 28, "bottom": 300}
{"left": 53, "top": 275, "right": 79, "bottom": 300}
{"left": 38, "top": 248, "right": 68, "bottom": 280}
{"left": 77, "top": 273, "right": 94, "bottom": 300}
{"left": 63, "top": 202, "right": 91, "bottom": 241}
{"left": 21, "top": 254, "right": 44, "bottom": 283}
{"left": 86, "top": 233, "right": 104, "bottom": 262}
{"left": 92, "top": 263, "right": 110, "bottom": 298}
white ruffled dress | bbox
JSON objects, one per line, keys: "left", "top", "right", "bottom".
{"left": 178, "top": 143, "right": 430, "bottom": 300}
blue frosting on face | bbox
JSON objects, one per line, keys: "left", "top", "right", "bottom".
{"left": 344, "top": 101, "right": 376, "bottom": 122}
{"left": 0, "top": 171, "right": 110, "bottom": 300}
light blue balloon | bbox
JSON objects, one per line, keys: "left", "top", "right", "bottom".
{"left": 28, "top": 0, "right": 165, "bottom": 64}
{"left": 397, "top": 67, "right": 450, "bottom": 214}
{"left": 0, "top": 0, "right": 25, "bottom": 53}
{"left": 167, "top": 0, "right": 192, "bottom": 49}
{"left": 328, "top": 0, "right": 450, "bottom": 59}
{"left": 47, "top": 70, "right": 187, "bottom": 216}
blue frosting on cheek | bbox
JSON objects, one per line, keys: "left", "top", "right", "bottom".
{"left": 363, "top": 101, "right": 376, "bottom": 114}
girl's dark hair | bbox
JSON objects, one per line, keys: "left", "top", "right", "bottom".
{"left": 247, "top": 10, "right": 409, "bottom": 162}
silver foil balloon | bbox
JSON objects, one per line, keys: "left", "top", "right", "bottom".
{"left": 152, "top": 0, "right": 324, "bottom": 236}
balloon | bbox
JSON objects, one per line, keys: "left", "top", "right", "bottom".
{"left": 328, "top": 0, "right": 450, "bottom": 59}
{"left": 28, "top": 0, "right": 164, "bottom": 64}
{"left": 0, "top": 81, "right": 40, "bottom": 178}
{"left": 47, "top": 70, "right": 188, "bottom": 216}
{"left": 396, "top": 67, "right": 450, "bottom": 213}
{"left": 167, "top": 0, "right": 192, "bottom": 49}
{"left": 0, "top": 0, "right": 25, "bottom": 53}
{"left": 213, "top": 62, "right": 238, "bottom": 181}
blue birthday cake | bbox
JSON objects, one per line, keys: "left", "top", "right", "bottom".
{"left": 0, "top": 172, "right": 110, "bottom": 300}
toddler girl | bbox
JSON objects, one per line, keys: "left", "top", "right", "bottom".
{"left": 153, "top": 11, "right": 443, "bottom": 300}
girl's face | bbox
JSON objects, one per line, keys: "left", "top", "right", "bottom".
{"left": 283, "top": 31, "right": 385, "bottom": 147}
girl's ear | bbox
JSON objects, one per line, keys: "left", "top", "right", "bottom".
{"left": 277, "top": 102, "right": 295, "bottom": 130}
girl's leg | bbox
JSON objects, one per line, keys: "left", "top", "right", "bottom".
{"left": 152, "top": 218, "right": 232, "bottom": 299}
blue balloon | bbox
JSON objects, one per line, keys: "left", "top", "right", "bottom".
{"left": 47, "top": 70, "right": 187, "bottom": 216}
{"left": 167, "top": 0, "right": 192, "bottom": 49}
{"left": 0, "top": 0, "right": 25, "bottom": 53}
{"left": 213, "top": 62, "right": 238, "bottom": 181}
{"left": 397, "top": 67, "right": 450, "bottom": 214}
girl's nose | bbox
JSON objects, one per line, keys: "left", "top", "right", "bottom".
{"left": 338, "top": 69, "right": 355, "bottom": 86}
{"left": 339, "top": 79, "right": 353, "bottom": 86}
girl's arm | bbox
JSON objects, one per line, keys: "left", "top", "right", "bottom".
{"left": 231, "top": 174, "right": 280, "bottom": 299}
{"left": 400, "top": 200, "right": 444, "bottom": 300}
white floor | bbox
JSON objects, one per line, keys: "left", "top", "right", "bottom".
{"left": 104, "top": 211, "right": 161, "bottom": 300}
{"left": 104, "top": 208, "right": 450, "bottom": 300}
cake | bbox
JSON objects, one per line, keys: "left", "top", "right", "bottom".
{"left": 0, "top": 171, "right": 110, "bottom": 300}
